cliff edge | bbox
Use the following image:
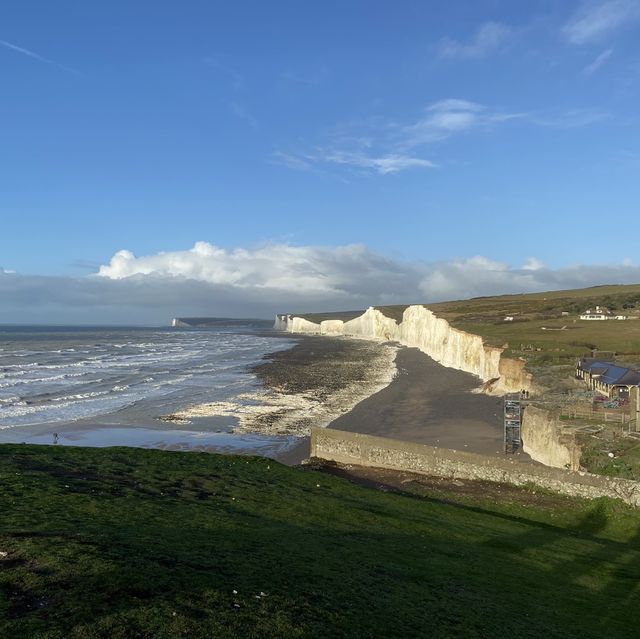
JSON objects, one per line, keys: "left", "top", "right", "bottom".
{"left": 275, "top": 305, "right": 533, "bottom": 395}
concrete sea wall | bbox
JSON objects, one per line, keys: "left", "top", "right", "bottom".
{"left": 311, "top": 428, "right": 640, "bottom": 507}
{"left": 276, "top": 306, "right": 532, "bottom": 394}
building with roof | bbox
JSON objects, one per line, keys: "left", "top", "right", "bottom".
{"left": 576, "top": 358, "right": 640, "bottom": 398}
{"left": 579, "top": 306, "right": 627, "bottom": 320}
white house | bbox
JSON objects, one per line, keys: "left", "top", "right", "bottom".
{"left": 579, "top": 306, "right": 626, "bottom": 320}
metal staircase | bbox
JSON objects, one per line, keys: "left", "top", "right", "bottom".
{"left": 504, "top": 395, "right": 522, "bottom": 454}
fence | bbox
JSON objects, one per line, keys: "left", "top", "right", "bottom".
{"left": 561, "top": 407, "right": 630, "bottom": 423}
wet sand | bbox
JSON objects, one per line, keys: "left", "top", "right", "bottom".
{"left": 0, "top": 422, "right": 299, "bottom": 458}
{"left": 163, "top": 335, "right": 397, "bottom": 437}
{"left": 330, "top": 347, "right": 509, "bottom": 456}
{"left": 274, "top": 344, "right": 531, "bottom": 465}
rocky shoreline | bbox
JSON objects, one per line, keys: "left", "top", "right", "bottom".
{"left": 161, "top": 335, "right": 398, "bottom": 438}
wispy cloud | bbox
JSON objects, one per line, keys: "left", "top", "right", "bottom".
{"left": 281, "top": 66, "right": 329, "bottom": 86}
{"left": 271, "top": 151, "right": 313, "bottom": 171}
{"left": 274, "top": 97, "right": 608, "bottom": 177}
{"left": 582, "top": 48, "right": 614, "bottom": 75}
{"left": 563, "top": 0, "right": 640, "bottom": 45}
{"left": 437, "top": 21, "right": 512, "bottom": 59}
{"left": 275, "top": 98, "right": 521, "bottom": 176}
{"left": 272, "top": 149, "right": 435, "bottom": 175}
{"left": 307, "top": 151, "right": 436, "bottom": 175}
{"left": 204, "top": 57, "right": 245, "bottom": 90}
{"left": 205, "top": 58, "right": 258, "bottom": 129}
{"left": 532, "top": 108, "right": 610, "bottom": 128}
{"left": 0, "top": 39, "right": 81, "bottom": 75}
{"left": 402, "top": 99, "right": 524, "bottom": 148}
{"left": 228, "top": 101, "right": 257, "bottom": 129}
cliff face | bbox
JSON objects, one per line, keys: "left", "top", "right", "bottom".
{"left": 276, "top": 305, "right": 532, "bottom": 395}
{"left": 522, "top": 405, "right": 581, "bottom": 470}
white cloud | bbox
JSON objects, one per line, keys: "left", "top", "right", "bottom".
{"left": 582, "top": 48, "right": 614, "bottom": 75}
{"left": 563, "top": 0, "right": 640, "bottom": 45}
{"left": 522, "top": 257, "right": 546, "bottom": 271}
{"left": 97, "top": 242, "right": 423, "bottom": 298}
{"left": 438, "top": 21, "right": 512, "bottom": 59}
{"left": 3, "top": 242, "right": 640, "bottom": 323}
{"left": 419, "top": 256, "right": 640, "bottom": 300}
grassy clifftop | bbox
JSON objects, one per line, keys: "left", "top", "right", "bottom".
{"left": 296, "top": 284, "right": 640, "bottom": 367}
{"left": 1, "top": 444, "right": 640, "bottom": 638}
{"left": 424, "top": 283, "right": 640, "bottom": 364}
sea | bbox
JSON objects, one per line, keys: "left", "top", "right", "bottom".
{"left": 0, "top": 322, "right": 300, "bottom": 458}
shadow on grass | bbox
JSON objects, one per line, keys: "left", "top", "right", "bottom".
{"left": 2, "top": 445, "right": 640, "bottom": 638}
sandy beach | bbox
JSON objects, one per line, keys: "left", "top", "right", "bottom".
{"left": 150, "top": 334, "right": 528, "bottom": 464}
{"left": 273, "top": 341, "right": 531, "bottom": 465}
{"left": 330, "top": 346, "right": 512, "bottom": 456}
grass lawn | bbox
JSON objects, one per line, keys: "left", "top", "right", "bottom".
{"left": 578, "top": 431, "right": 640, "bottom": 480}
{"left": 1, "top": 445, "right": 640, "bottom": 638}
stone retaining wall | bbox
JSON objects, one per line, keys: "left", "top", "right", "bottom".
{"left": 311, "top": 427, "right": 640, "bottom": 507}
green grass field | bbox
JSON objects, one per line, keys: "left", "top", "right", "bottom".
{"left": 1, "top": 445, "right": 640, "bottom": 638}
{"left": 425, "top": 284, "right": 640, "bottom": 364}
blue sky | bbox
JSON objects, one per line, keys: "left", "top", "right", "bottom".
{"left": 2, "top": 1, "right": 640, "bottom": 321}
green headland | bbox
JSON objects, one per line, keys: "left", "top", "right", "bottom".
{"left": 1, "top": 444, "right": 639, "bottom": 638}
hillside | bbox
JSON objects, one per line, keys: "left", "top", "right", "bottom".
{"left": 1, "top": 445, "right": 639, "bottom": 638}
{"left": 297, "top": 285, "right": 640, "bottom": 387}
{"left": 299, "top": 284, "right": 640, "bottom": 366}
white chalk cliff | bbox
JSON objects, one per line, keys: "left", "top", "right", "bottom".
{"left": 275, "top": 306, "right": 532, "bottom": 395}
